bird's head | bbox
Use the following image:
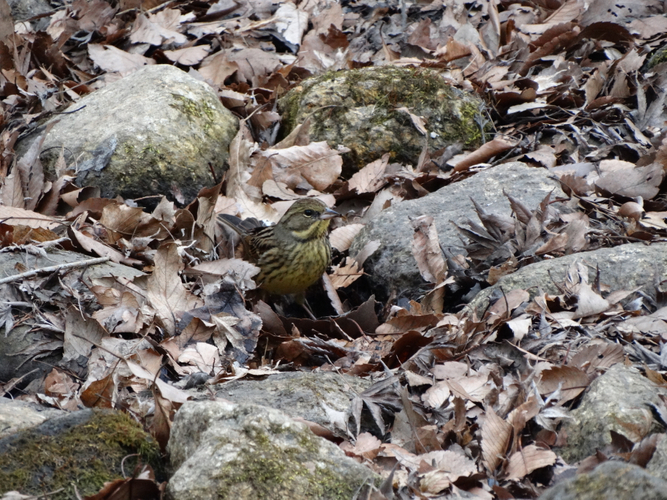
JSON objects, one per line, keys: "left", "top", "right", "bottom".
{"left": 279, "top": 198, "right": 339, "bottom": 240}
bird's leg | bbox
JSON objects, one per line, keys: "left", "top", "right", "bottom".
{"left": 294, "top": 292, "right": 317, "bottom": 320}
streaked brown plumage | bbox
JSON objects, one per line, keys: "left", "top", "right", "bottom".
{"left": 217, "top": 198, "right": 338, "bottom": 296}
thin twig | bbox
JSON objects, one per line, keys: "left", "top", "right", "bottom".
{"left": 0, "top": 257, "right": 110, "bottom": 285}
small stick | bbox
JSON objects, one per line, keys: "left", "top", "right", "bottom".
{"left": 0, "top": 257, "right": 110, "bottom": 285}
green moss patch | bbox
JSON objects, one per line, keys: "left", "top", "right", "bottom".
{"left": 0, "top": 409, "right": 160, "bottom": 499}
{"left": 214, "top": 423, "right": 373, "bottom": 500}
{"left": 279, "top": 66, "right": 491, "bottom": 173}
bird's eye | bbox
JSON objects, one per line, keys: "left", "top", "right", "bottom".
{"left": 303, "top": 209, "right": 316, "bottom": 217}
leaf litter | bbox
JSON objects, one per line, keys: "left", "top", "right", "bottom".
{"left": 3, "top": 0, "right": 667, "bottom": 497}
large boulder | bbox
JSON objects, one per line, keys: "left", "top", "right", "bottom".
{"left": 350, "top": 162, "right": 565, "bottom": 300}
{"left": 279, "top": 66, "right": 488, "bottom": 174}
{"left": 210, "top": 371, "right": 370, "bottom": 428}
{"left": 16, "top": 65, "right": 238, "bottom": 205}
{"left": 468, "top": 242, "right": 667, "bottom": 315}
{"left": 167, "top": 400, "right": 378, "bottom": 500}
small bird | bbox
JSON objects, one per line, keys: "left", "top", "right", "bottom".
{"left": 217, "top": 198, "right": 339, "bottom": 297}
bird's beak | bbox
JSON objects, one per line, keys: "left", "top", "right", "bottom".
{"left": 320, "top": 207, "right": 340, "bottom": 220}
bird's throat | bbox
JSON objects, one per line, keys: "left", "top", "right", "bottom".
{"left": 290, "top": 220, "right": 330, "bottom": 241}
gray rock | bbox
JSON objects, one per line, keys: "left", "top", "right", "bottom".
{"left": 559, "top": 365, "right": 667, "bottom": 463}
{"left": 279, "top": 66, "right": 488, "bottom": 174}
{"left": 17, "top": 65, "right": 238, "bottom": 205}
{"left": 0, "top": 398, "right": 65, "bottom": 439}
{"left": 647, "top": 434, "right": 667, "bottom": 479}
{"left": 350, "top": 162, "right": 565, "bottom": 299}
{"left": 468, "top": 242, "right": 667, "bottom": 314}
{"left": 7, "top": 0, "right": 51, "bottom": 22}
{"left": 0, "top": 249, "right": 144, "bottom": 385}
{"left": 167, "top": 400, "right": 378, "bottom": 500}
{"left": 209, "top": 372, "right": 370, "bottom": 428}
{"left": 539, "top": 461, "right": 667, "bottom": 500}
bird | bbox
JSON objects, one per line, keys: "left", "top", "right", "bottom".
{"left": 217, "top": 198, "right": 339, "bottom": 299}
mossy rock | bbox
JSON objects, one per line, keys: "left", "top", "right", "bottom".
{"left": 279, "top": 66, "right": 490, "bottom": 175}
{"left": 0, "top": 409, "right": 161, "bottom": 499}
{"left": 15, "top": 65, "right": 238, "bottom": 206}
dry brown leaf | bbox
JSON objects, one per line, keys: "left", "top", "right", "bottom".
{"left": 422, "top": 381, "right": 450, "bottom": 409}
{"left": 348, "top": 154, "right": 389, "bottom": 194}
{"left": 0, "top": 172, "right": 25, "bottom": 209}
{"left": 88, "top": 44, "right": 155, "bottom": 74}
{"left": 199, "top": 51, "right": 240, "bottom": 87}
{"left": 340, "top": 432, "right": 383, "bottom": 460}
{"left": 0, "top": 206, "right": 60, "bottom": 229}
{"left": 537, "top": 365, "right": 590, "bottom": 403}
{"left": 573, "top": 282, "right": 610, "bottom": 319}
{"left": 330, "top": 223, "right": 365, "bottom": 252}
{"left": 63, "top": 307, "right": 107, "bottom": 361}
{"left": 129, "top": 9, "right": 189, "bottom": 46}
{"left": 569, "top": 342, "right": 624, "bottom": 373}
{"left": 505, "top": 445, "right": 557, "bottom": 480}
{"left": 451, "top": 136, "right": 519, "bottom": 171}
{"left": 164, "top": 46, "right": 210, "bottom": 66}
{"left": 253, "top": 141, "right": 345, "bottom": 191}
{"left": 328, "top": 257, "right": 363, "bottom": 289}
{"left": 486, "top": 289, "right": 530, "bottom": 320}
{"left": 69, "top": 225, "right": 140, "bottom": 266}
{"left": 595, "top": 160, "right": 663, "bottom": 200}
{"left": 146, "top": 242, "right": 203, "bottom": 336}
{"left": 481, "top": 408, "right": 512, "bottom": 472}
{"left": 410, "top": 215, "right": 446, "bottom": 284}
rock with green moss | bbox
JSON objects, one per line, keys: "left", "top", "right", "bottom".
{"left": 0, "top": 409, "right": 161, "bottom": 499}
{"left": 539, "top": 461, "right": 667, "bottom": 500}
{"left": 167, "top": 401, "right": 379, "bottom": 500}
{"left": 15, "top": 65, "right": 238, "bottom": 205}
{"left": 279, "top": 66, "right": 489, "bottom": 174}
{"left": 558, "top": 365, "right": 667, "bottom": 464}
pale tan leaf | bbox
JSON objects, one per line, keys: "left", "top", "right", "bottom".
{"left": 271, "top": 2, "right": 309, "bottom": 46}
{"left": 146, "top": 242, "right": 203, "bottom": 336}
{"left": 70, "top": 225, "right": 140, "bottom": 266}
{"left": 88, "top": 44, "right": 155, "bottom": 74}
{"left": 0, "top": 206, "right": 60, "bottom": 229}
{"left": 339, "top": 432, "right": 383, "bottom": 460}
{"left": 330, "top": 224, "right": 365, "bottom": 252}
{"left": 431, "top": 361, "right": 469, "bottom": 380}
{"left": 505, "top": 445, "right": 556, "bottom": 480}
{"left": 328, "top": 257, "right": 363, "bottom": 289}
{"left": 0, "top": 172, "right": 25, "bottom": 208}
{"left": 348, "top": 154, "right": 389, "bottom": 194}
{"left": 595, "top": 160, "right": 663, "bottom": 200}
{"left": 227, "top": 47, "right": 282, "bottom": 84}
{"left": 422, "top": 381, "right": 451, "bottom": 409}
{"left": 199, "top": 51, "right": 240, "bottom": 87}
{"left": 63, "top": 307, "right": 107, "bottom": 362}
{"left": 573, "top": 282, "right": 610, "bottom": 319}
{"left": 129, "top": 9, "right": 190, "bottom": 45}
{"left": 411, "top": 215, "right": 446, "bottom": 284}
{"left": 125, "top": 359, "right": 190, "bottom": 403}
{"left": 396, "top": 107, "right": 427, "bottom": 135}
{"left": 506, "top": 315, "right": 532, "bottom": 342}
{"left": 353, "top": 240, "right": 380, "bottom": 267}
{"left": 537, "top": 365, "right": 590, "bottom": 404}
{"left": 255, "top": 141, "right": 345, "bottom": 191}
{"left": 164, "top": 45, "right": 210, "bottom": 65}
{"left": 481, "top": 407, "right": 512, "bottom": 472}
{"left": 14, "top": 132, "right": 46, "bottom": 211}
